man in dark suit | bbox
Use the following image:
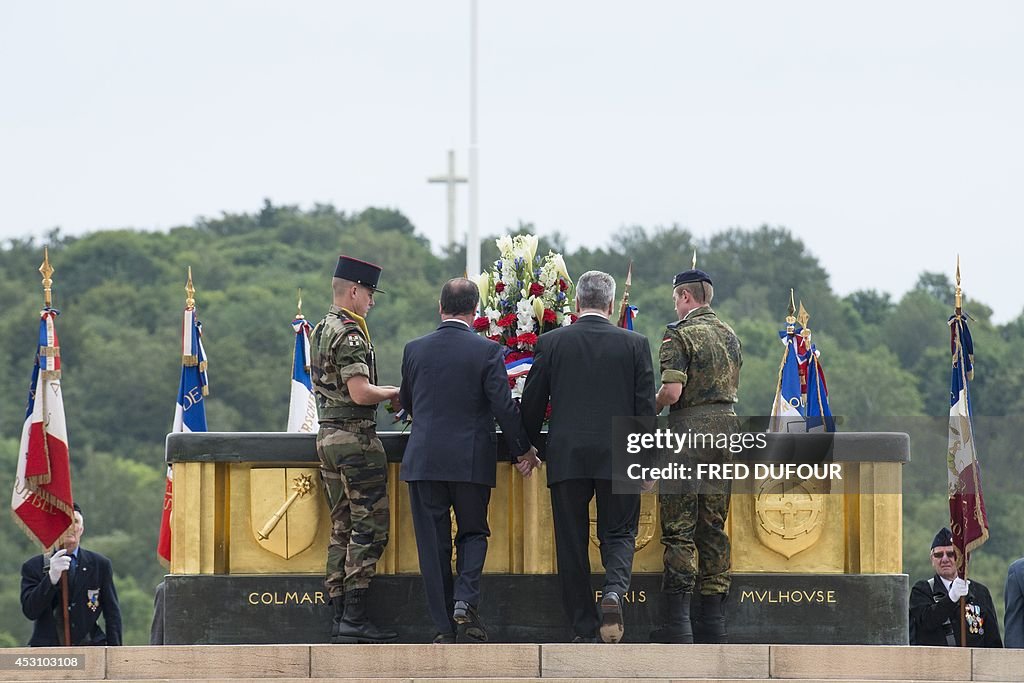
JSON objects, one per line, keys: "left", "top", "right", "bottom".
{"left": 909, "top": 527, "right": 1002, "bottom": 647}
{"left": 400, "top": 277, "right": 539, "bottom": 644}
{"left": 521, "top": 270, "right": 657, "bottom": 644}
{"left": 21, "top": 503, "right": 122, "bottom": 646}
{"left": 1006, "top": 556, "right": 1024, "bottom": 648}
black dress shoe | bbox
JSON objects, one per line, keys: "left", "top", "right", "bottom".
{"left": 433, "top": 632, "right": 456, "bottom": 644}
{"left": 599, "top": 591, "right": 624, "bottom": 643}
{"left": 453, "top": 601, "right": 488, "bottom": 642}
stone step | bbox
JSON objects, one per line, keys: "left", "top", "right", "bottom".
{"left": 3, "top": 680, "right": 1002, "bottom": 683}
{"left": 0, "top": 644, "right": 1020, "bottom": 682}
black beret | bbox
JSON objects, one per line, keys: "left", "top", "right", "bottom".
{"left": 673, "top": 269, "right": 713, "bottom": 288}
{"left": 334, "top": 256, "right": 385, "bottom": 294}
{"left": 931, "top": 527, "right": 953, "bottom": 549}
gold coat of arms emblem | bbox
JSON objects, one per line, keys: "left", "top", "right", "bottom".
{"left": 250, "top": 468, "right": 320, "bottom": 560}
{"left": 754, "top": 477, "right": 826, "bottom": 559}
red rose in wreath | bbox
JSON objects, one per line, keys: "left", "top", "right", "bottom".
{"left": 517, "top": 332, "right": 538, "bottom": 347}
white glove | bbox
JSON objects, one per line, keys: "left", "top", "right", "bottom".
{"left": 948, "top": 577, "right": 970, "bottom": 602}
{"left": 48, "top": 549, "right": 71, "bottom": 585}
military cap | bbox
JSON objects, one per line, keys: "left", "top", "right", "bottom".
{"left": 673, "top": 269, "right": 713, "bottom": 288}
{"left": 334, "top": 256, "right": 386, "bottom": 294}
{"left": 931, "top": 527, "right": 954, "bottom": 549}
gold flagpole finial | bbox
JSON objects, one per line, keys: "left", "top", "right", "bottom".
{"left": 798, "top": 301, "right": 811, "bottom": 337}
{"left": 692, "top": 249, "right": 697, "bottom": 270}
{"left": 955, "top": 255, "right": 962, "bottom": 315}
{"left": 185, "top": 267, "right": 196, "bottom": 309}
{"left": 296, "top": 288, "right": 304, "bottom": 319}
{"left": 39, "top": 247, "right": 54, "bottom": 308}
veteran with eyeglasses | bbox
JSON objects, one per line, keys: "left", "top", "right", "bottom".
{"left": 908, "top": 527, "right": 1002, "bottom": 647}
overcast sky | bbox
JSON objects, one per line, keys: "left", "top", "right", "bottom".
{"left": 2, "top": 2, "right": 1021, "bottom": 321}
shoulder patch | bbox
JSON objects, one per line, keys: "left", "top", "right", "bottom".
{"left": 662, "top": 336, "right": 673, "bottom": 344}
{"left": 347, "top": 333, "right": 363, "bottom": 347}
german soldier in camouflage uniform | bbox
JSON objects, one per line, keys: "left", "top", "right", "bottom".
{"left": 311, "top": 255, "right": 400, "bottom": 644}
{"left": 650, "top": 268, "right": 741, "bottom": 644}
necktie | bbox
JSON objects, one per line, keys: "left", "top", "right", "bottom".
{"left": 67, "top": 554, "right": 77, "bottom": 592}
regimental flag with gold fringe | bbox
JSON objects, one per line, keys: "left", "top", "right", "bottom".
{"left": 287, "top": 291, "right": 318, "bottom": 433}
{"left": 770, "top": 293, "right": 805, "bottom": 432}
{"left": 947, "top": 263, "right": 988, "bottom": 575}
{"left": 770, "top": 294, "right": 834, "bottom": 433}
{"left": 158, "top": 269, "right": 209, "bottom": 567}
{"left": 617, "top": 262, "right": 638, "bottom": 331}
{"left": 800, "top": 306, "right": 834, "bottom": 433}
{"left": 11, "top": 252, "right": 74, "bottom": 549}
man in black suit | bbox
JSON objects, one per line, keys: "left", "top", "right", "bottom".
{"left": 909, "top": 527, "right": 1002, "bottom": 647}
{"left": 400, "top": 277, "right": 539, "bottom": 644}
{"left": 521, "top": 270, "right": 657, "bottom": 644}
{"left": 21, "top": 503, "right": 122, "bottom": 646}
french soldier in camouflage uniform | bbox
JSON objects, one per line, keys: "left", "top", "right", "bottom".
{"left": 651, "top": 268, "right": 741, "bottom": 644}
{"left": 311, "top": 255, "right": 400, "bottom": 644}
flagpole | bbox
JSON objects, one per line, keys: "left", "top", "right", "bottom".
{"left": 953, "top": 256, "right": 968, "bottom": 647}
{"left": 800, "top": 304, "right": 826, "bottom": 419}
{"left": 466, "top": 0, "right": 480, "bottom": 280}
{"left": 771, "top": 290, "right": 798, "bottom": 416}
{"left": 40, "top": 248, "right": 72, "bottom": 648}
{"left": 616, "top": 261, "right": 632, "bottom": 327}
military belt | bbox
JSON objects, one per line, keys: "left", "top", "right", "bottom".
{"left": 670, "top": 403, "right": 736, "bottom": 418}
{"left": 319, "top": 405, "right": 377, "bottom": 420}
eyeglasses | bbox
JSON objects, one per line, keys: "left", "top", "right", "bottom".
{"left": 932, "top": 551, "right": 956, "bottom": 559}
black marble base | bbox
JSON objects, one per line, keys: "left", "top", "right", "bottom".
{"left": 163, "top": 572, "right": 907, "bottom": 645}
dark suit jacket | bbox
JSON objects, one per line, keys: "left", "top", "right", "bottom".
{"left": 21, "top": 547, "right": 122, "bottom": 646}
{"left": 520, "top": 314, "right": 656, "bottom": 485}
{"left": 399, "top": 320, "right": 531, "bottom": 487}
{"left": 1006, "top": 557, "right": 1024, "bottom": 648}
{"left": 909, "top": 574, "right": 1002, "bottom": 647}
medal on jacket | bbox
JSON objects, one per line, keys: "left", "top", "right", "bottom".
{"left": 965, "top": 603, "right": 984, "bottom": 634}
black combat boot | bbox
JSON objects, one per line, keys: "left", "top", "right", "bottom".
{"left": 649, "top": 592, "right": 693, "bottom": 644}
{"left": 698, "top": 593, "right": 728, "bottom": 643}
{"left": 333, "top": 589, "right": 399, "bottom": 644}
{"left": 329, "top": 595, "right": 345, "bottom": 640}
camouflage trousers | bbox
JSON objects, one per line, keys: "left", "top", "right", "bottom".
{"left": 316, "top": 420, "right": 390, "bottom": 598}
{"left": 659, "top": 487, "right": 732, "bottom": 595}
{"left": 659, "top": 411, "right": 738, "bottom": 596}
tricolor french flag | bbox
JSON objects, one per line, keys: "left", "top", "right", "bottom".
{"left": 11, "top": 308, "right": 74, "bottom": 549}
{"left": 770, "top": 325, "right": 805, "bottom": 432}
{"left": 158, "top": 305, "right": 209, "bottom": 566}
{"left": 947, "top": 313, "right": 988, "bottom": 571}
{"left": 287, "top": 316, "right": 319, "bottom": 433}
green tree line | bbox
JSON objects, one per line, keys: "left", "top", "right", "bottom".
{"left": 0, "top": 201, "right": 1021, "bottom": 645}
